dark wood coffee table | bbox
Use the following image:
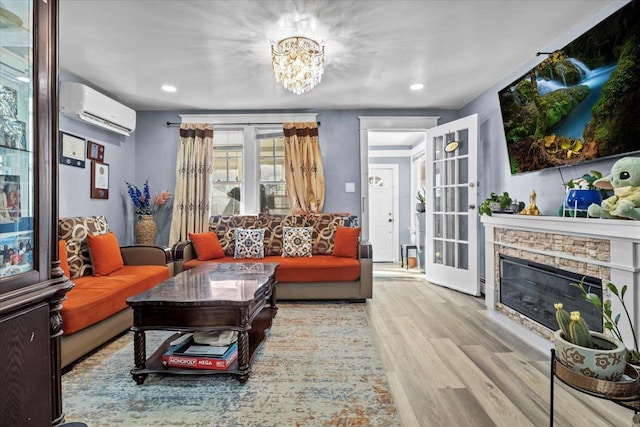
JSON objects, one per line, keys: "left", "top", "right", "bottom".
{"left": 126, "top": 262, "right": 278, "bottom": 384}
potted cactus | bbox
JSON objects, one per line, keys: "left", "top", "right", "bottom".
{"left": 553, "top": 303, "right": 627, "bottom": 381}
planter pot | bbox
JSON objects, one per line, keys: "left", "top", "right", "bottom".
{"left": 565, "top": 189, "right": 602, "bottom": 211}
{"left": 135, "top": 215, "right": 157, "bottom": 245}
{"left": 416, "top": 202, "right": 425, "bottom": 212}
{"left": 554, "top": 330, "right": 627, "bottom": 381}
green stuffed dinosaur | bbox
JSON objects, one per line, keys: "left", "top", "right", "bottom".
{"left": 587, "top": 156, "right": 640, "bottom": 220}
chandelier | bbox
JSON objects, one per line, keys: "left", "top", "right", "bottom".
{"left": 271, "top": 36, "right": 325, "bottom": 95}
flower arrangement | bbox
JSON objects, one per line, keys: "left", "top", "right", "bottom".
{"left": 126, "top": 179, "right": 172, "bottom": 216}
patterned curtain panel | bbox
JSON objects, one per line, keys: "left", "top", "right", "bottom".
{"left": 168, "top": 123, "right": 213, "bottom": 244}
{"left": 283, "top": 122, "right": 325, "bottom": 213}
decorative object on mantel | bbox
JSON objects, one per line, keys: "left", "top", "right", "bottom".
{"left": 587, "top": 156, "right": 640, "bottom": 220}
{"left": 553, "top": 303, "right": 627, "bottom": 380}
{"left": 271, "top": 36, "right": 325, "bottom": 95}
{"left": 573, "top": 279, "right": 639, "bottom": 365}
{"left": 564, "top": 170, "right": 604, "bottom": 216}
{"left": 519, "top": 190, "right": 541, "bottom": 215}
{"left": 478, "top": 191, "right": 519, "bottom": 216}
{"left": 415, "top": 187, "right": 426, "bottom": 212}
{"left": 126, "top": 179, "right": 172, "bottom": 244}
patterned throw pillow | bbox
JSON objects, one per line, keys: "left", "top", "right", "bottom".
{"left": 209, "top": 215, "right": 258, "bottom": 257}
{"left": 282, "top": 227, "right": 313, "bottom": 257}
{"left": 58, "top": 216, "right": 109, "bottom": 278}
{"left": 234, "top": 228, "right": 265, "bottom": 259}
{"left": 258, "top": 213, "right": 308, "bottom": 256}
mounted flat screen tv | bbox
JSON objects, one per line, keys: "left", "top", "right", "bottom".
{"left": 498, "top": 1, "right": 640, "bottom": 175}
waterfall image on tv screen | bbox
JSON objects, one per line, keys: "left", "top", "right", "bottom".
{"left": 498, "top": 1, "right": 640, "bottom": 174}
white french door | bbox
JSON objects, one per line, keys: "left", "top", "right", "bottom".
{"left": 368, "top": 165, "right": 397, "bottom": 262}
{"left": 425, "top": 114, "right": 479, "bottom": 296}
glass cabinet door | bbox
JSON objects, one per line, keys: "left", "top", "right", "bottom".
{"left": 0, "top": 1, "right": 35, "bottom": 277}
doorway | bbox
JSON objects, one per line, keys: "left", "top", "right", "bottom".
{"left": 368, "top": 164, "right": 398, "bottom": 262}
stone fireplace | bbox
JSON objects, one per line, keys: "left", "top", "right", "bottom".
{"left": 481, "top": 215, "right": 639, "bottom": 348}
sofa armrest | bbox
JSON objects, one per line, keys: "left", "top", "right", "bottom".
{"left": 358, "top": 241, "right": 372, "bottom": 260}
{"left": 172, "top": 241, "right": 196, "bottom": 262}
{"left": 358, "top": 241, "right": 373, "bottom": 299}
{"left": 120, "top": 245, "right": 172, "bottom": 266}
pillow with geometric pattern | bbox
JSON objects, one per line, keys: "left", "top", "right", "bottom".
{"left": 282, "top": 226, "right": 313, "bottom": 257}
{"left": 234, "top": 228, "right": 265, "bottom": 259}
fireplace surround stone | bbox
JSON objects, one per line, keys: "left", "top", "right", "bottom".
{"left": 482, "top": 215, "right": 639, "bottom": 349}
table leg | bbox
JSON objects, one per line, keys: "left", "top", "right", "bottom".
{"left": 236, "top": 330, "right": 250, "bottom": 383}
{"left": 132, "top": 330, "right": 147, "bottom": 385}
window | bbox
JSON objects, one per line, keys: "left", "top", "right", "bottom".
{"left": 209, "top": 128, "right": 289, "bottom": 216}
{"left": 183, "top": 113, "right": 316, "bottom": 216}
{"left": 258, "top": 132, "right": 289, "bottom": 214}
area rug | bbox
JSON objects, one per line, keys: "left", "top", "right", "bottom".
{"left": 62, "top": 303, "right": 401, "bottom": 426}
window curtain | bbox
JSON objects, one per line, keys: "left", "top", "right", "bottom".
{"left": 283, "top": 122, "right": 325, "bottom": 213}
{"left": 168, "top": 123, "right": 213, "bottom": 244}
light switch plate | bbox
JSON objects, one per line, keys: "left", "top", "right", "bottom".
{"left": 345, "top": 182, "right": 355, "bottom": 193}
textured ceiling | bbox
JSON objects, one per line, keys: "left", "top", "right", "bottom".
{"left": 58, "top": 0, "right": 620, "bottom": 111}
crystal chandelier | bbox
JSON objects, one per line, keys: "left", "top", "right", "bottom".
{"left": 271, "top": 36, "right": 325, "bottom": 95}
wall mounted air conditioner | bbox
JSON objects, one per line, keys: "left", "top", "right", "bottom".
{"left": 59, "top": 82, "right": 136, "bottom": 136}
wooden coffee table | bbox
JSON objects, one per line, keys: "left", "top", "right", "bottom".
{"left": 126, "top": 262, "right": 278, "bottom": 384}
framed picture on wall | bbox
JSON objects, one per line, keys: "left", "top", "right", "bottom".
{"left": 87, "top": 140, "right": 105, "bottom": 162}
{"left": 90, "top": 161, "right": 109, "bottom": 199}
{"left": 59, "top": 132, "right": 86, "bottom": 168}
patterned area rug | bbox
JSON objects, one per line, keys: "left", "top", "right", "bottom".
{"left": 62, "top": 303, "right": 400, "bottom": 426}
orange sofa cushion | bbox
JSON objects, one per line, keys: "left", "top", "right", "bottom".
{"left": 59, "top": 239, "right": 71, "bottom": 278}
{"left": 61, "top": 265, "right": 170, "bottom": 335}
{"left": 189, "top": 232, "right": 225, "bottom": 260}
{"left": 333, "top": 227, "right": 360, "bottom": 259}
{"left": 183, "top": 255, "right": 360, "bottom": 283}
{"left": 87, "top": 232, "right": 124, "bottom": 276}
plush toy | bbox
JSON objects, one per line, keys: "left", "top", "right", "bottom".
{"left": 587, "top": 156, "right": 640, "bottom": 220}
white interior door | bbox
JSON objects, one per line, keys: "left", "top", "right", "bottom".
{"left": 368, "top": 166, "right": 396, "bottom": 262}
{"left": 425, "top": 114, "right": 479, "bottom": 296}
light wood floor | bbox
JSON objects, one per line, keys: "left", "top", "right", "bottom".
{"left": 365, "top": 263, "right": 633, "bottom": 427}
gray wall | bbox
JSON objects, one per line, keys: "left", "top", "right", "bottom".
{"left": 59, "top": 105, "right": 457, "bottom": 246}
{"left": 58, "top": 74, "right": 137, "bottom": 245}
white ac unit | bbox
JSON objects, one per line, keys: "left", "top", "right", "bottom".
{"left": 59, "top": 82, "right": 136, "bottom": 136}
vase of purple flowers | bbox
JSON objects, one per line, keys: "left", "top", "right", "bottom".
{"left": 126, "top": 179, "right": 171, "bottom": 245}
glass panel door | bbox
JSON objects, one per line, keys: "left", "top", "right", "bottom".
{"left": 0, "top": 0, "right": 35, "bottom": 277}
{"left": 425, "top": 115, "right": 479, "bottom": 296}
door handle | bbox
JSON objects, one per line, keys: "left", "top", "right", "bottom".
{"left": 468, "top": 204, "right": 476, "bottom": 210}
{"left": 388, "top": 219, "right": 393, "bottom": 222}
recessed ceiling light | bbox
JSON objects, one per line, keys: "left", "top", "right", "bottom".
{"left": 16, "top": 76, "right": 29, "bottom": 83}
{"left": 161, "top": 85, "right": 177, "bottom": 93}
{"left": 410, "top": 83, "right": 424, "bottom": 91}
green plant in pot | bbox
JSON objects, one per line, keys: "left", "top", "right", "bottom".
{"left": 553, "top": 303, "right": 627, "bottom": 380}
{"left": 416, "top": 188, "right": 426, "bottom": 212}
{"left": 479, "top": 192, "right": 514, "bottom": 216}
{"left": 572, "top": 279, "right": 639, "bottom": 365}
{"left": 564, "top": 170, "right": 606, "bottom": 214}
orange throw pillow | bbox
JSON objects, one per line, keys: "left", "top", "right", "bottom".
{"left": 333, "top": 227, "right": 360, "bottom": 259}
{"left": 87, "top": 232, "right": 124, "bottom": 276}
{"left": 58, "top": 239, "right": 71, "bottom": 278}
{"left": 189, "top": 232, "right": 225, "bottom": 261}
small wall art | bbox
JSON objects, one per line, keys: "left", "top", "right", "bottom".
{"left": 59, "top": 131, "right": 86, "bottom": 168}
{"left": 87, "top": 140, "right": 105, "bottom": 162}
{"left": 90, "top": 161, "right": 109, "bottom": 199}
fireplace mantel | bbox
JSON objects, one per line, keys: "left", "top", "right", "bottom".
{"left": 481, "top": 214, "right": 639, "bottom": 348}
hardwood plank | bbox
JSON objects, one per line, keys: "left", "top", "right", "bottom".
{"left": 368, "top": 264, "right": 636, "bottom": 426}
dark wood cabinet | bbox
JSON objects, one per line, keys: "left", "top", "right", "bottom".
{"left": 0, "top": 0, "right": 72, "bottom": 424}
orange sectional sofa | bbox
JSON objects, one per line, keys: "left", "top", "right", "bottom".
{"left": 174, "top": 213, "right": 373, "bottom": 301}
{"left": 59, "top": 216, "right": 173, "bottom": 368}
